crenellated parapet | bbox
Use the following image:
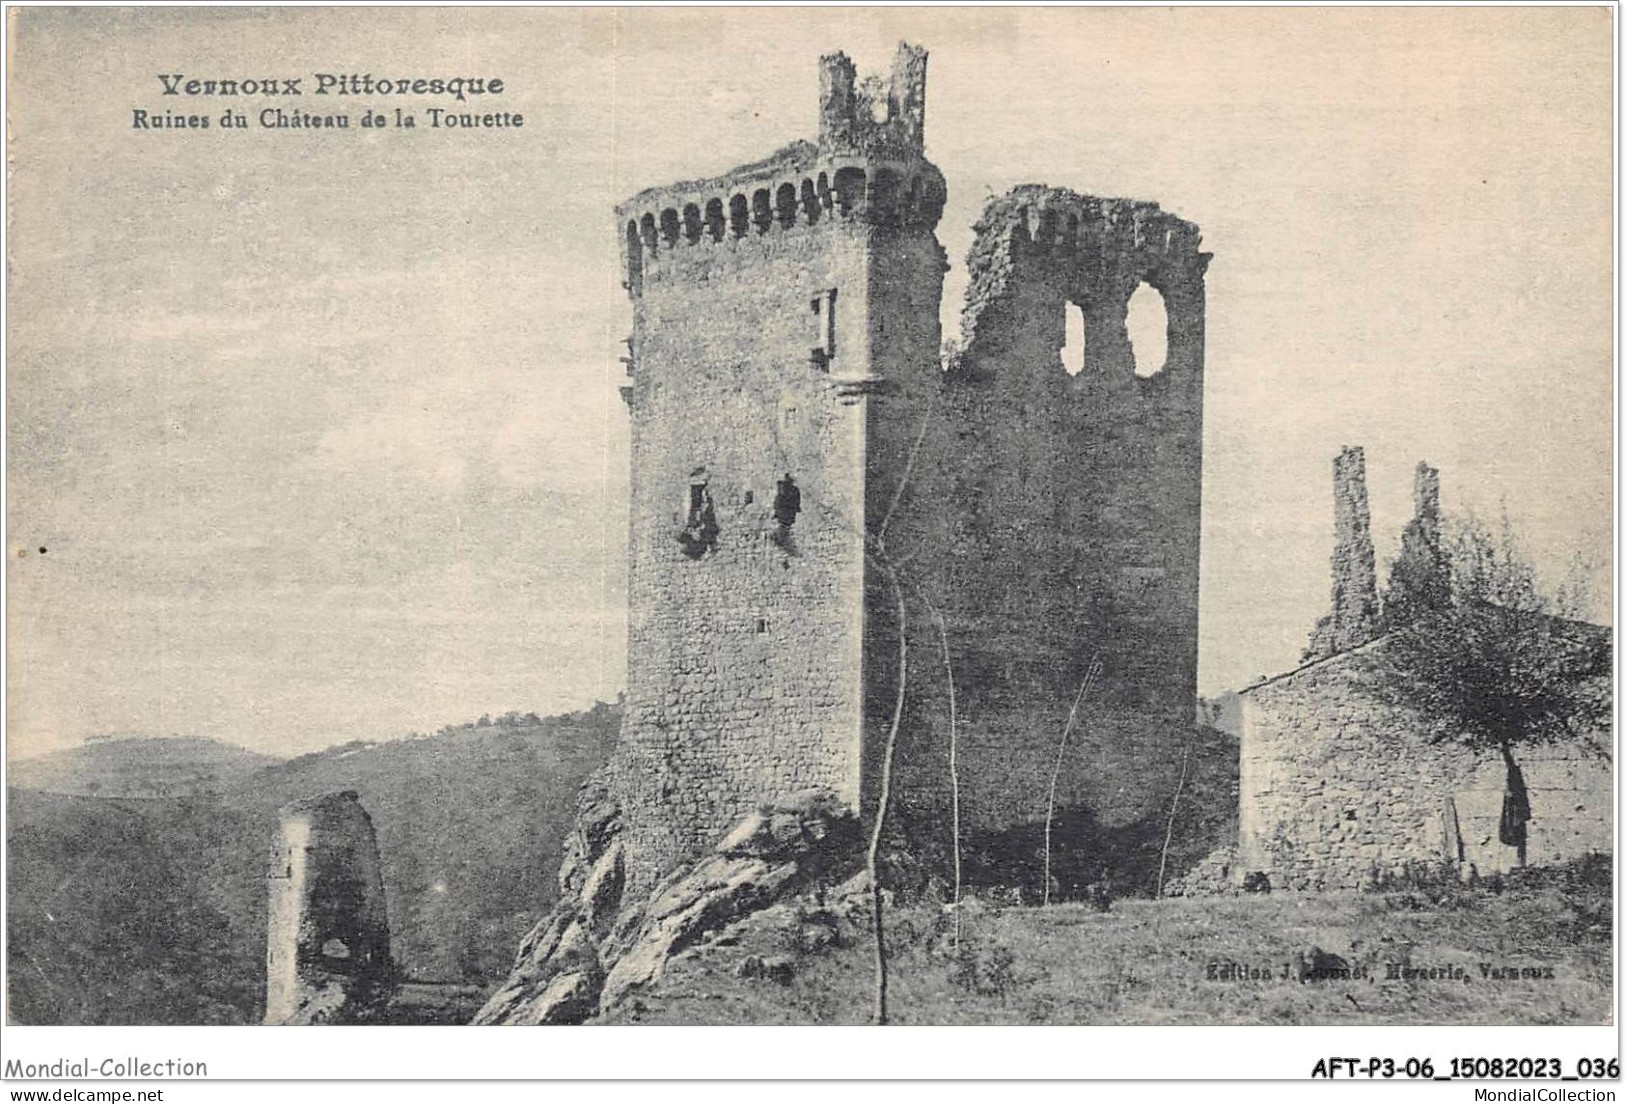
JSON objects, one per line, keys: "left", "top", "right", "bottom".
{"left": 616, "top": 43, "right": 944, "bottom": 294}
{"left": 818, "top": 44, "right": 927, "bottom": 158}
{"left": 958, "top": 184, "right": 1209, "bottom": 361}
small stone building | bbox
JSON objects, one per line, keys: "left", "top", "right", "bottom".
{"left": 1238, "top": 636, "right": 1610, "bottom": 888}
{"left": 1237, "top": 451, "right": 1611, "bottom": 889}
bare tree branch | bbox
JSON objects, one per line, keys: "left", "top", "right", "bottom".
{"left": 877, "top": 392, "right": 936, "bottom": 544}
{"left": 1157, "top": 737, "right": 1195, "bottom": 898}
{"left": 867, "top": 550, "right": 907, "bottom": 1025}
{"left": 1044, "top": 656, "right": 1102, "bottom": 906}
{"left": 918, "top": 586, "right": 962, "bottom": 952}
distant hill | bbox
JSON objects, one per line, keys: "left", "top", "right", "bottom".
{"left": 8, "top": 736, "right": 279, "bottom": 798}
{"left": 6, "top": 703, "right": 620, "bottom": 1025}
{"left": 234, "top": 705, "right": 621, "bottom": 984}
{"left": 7, "top": 788, "right": 261, "bottom": 1024}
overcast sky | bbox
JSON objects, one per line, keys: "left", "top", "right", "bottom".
{"left": 7, "top": 7, "right": 1612, "bottom": 760}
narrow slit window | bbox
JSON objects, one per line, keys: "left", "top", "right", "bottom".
{"left": 677, "top": 478, "right": 719, "bottom": 559}
{"left": 809, "top": 288, "right": 837, "bottom": 369}
{"left": 774, "top": 475, "right": 801, "bottom": 530}
{"left": 1061, "top": 300, "right": 1087, "bottom": 376}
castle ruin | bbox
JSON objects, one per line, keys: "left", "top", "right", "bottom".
{"left": 1238, "top": 453, "right": 1611, "bottom": 888}
{"left": 264, "top": 790, "right": 392, "bottom": 1025}
{"left": 608, "top": 43, "right": 1209, "bottom": 893}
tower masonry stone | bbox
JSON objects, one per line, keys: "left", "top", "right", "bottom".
{"left": 609, "top": 43, "right": 1210, "bottom": 893}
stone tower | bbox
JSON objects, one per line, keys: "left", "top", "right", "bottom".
{"left": 264, "top": 790, "right": 392, "bottom": 1025}
{"left": 1305, "top": 445, "right": 1381, "bottom": 660}
{"left": 1383, "top": 461, "right": 1449, "bottom": 627}
{"left": 611, "top": 43, "right": 1208, "bottom": 894}
{"left": 613, "top": 43, "right": 947, "bottom": 887}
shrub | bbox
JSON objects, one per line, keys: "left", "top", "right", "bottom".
{"left": 948, "top": 936, "right": 1019, "bottom": 998}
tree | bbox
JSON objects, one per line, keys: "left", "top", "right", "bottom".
{"left": 763, "top": 384, "right": 941, "bottom": 1024}
{"left": 917, "top": 588, "right": 963, "bottom": 953}
{"left": 862, "top": 392, "right": 936, "bottom": 1026}
{"left": 1369, "top": 510, "right": 1610, "bottom": 865}
{"left": 1043, "top": 658, "right": 1101, "bottom": 906}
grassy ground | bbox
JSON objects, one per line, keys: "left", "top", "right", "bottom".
{"left": 605, "top": 861, "right": 1612, "bottom": 1025}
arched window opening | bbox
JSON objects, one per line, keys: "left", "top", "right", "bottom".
{"left": 681, "top": 204, "right": 702, "bottom": 245}
{"left": 752, "top": 189, "right": 773, "bottom": 234}
{"left": 1035, "top": 208, "right": 1057, "bottom": 248}
{"left": 867, "top": 87, "right": 889, "bottom": 124}
{"left": 869, "top": 169, "right": 900, "bottom": 228}
{"left": 800, "top": 179, "right": 821, "bottom": 225}
{"left": 1061, "top": 300, "right": 1087, "bottom": 376}
{"left": 1125, "top": 283, "right": 1169, "bottom": 378}
{"left": 639, "top": 213, "right": 658, "bottom": 253}
{"left": 659, "top": 208, "right": 680, "bottom": 248}
{"left": 1012, "top": 207, "right": 1033, "bottom": 245}
{"left": 832, "top": 167, "right": 866, "bottom": 217}
{"left": 776, "top": 183, "right": 799, "bottom": 229}
{"left": 704, "top": 198, "right": 726, "bottom": 242}
{"left": 624, "top": 221, "right": 643, "bottom": 285}
{"left": 729, "top": 194, "right": 749, "bottom": 238}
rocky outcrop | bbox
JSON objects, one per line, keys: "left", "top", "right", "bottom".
{"left": 474, "top": 781, "right": 861, "bottom": 1025}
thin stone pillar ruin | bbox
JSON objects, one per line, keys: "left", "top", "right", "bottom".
{"left": 1305, "top": 445, "right": 1381, "bottom": 660}
{"left": 1383, "top": 461, "right": 1449, "bottom": 627}
{"left": 264, "top": 790, "right": 393, "bottom": 1025}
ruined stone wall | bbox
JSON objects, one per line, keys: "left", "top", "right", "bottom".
{"left": 1382, "top": 461, "right": 1449, "bottom": 626}
{"left": 264, "top": 791, "right": 392, "bottom": 1025}
{"left": 1304, "top": 446, "right": 1382, "bottom": 661}
{"left": 882, "top": 186, "right": 1209, "bottom": 845}
{"left": 857, "top": 222, "right": 947, "bottom": 830}
{"left": 1238, "top": 649, "right": 1611, "bottom": 888}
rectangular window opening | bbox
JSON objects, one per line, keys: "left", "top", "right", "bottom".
{"left": 810, "top": 288, "right": 837, "bottom": 369}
